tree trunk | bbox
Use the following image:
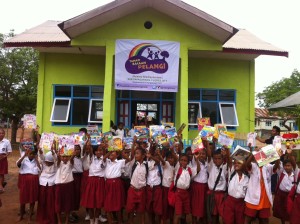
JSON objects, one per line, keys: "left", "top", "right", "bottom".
{"left": 282, "top": 119, "right": 291, "bottom": 131}
{"left": 10, "top": 117, "right": 19, "bottom": 144}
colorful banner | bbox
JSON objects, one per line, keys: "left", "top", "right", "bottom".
{"left": 115, "top": 39, "right": 180, "bottom": 92}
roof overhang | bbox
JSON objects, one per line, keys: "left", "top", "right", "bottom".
{"left": 58, "top": 0, "right": 237, "bottom": 43}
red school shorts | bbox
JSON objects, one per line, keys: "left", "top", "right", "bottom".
{"left": 190, "top": 182, "right": 208, "bottom": 218}
{"left": 222, "top": 195, "right": 245, "bottom": 224}
{"left": 146, "top": 185, "right": 163, "bottom": 215}
{"left": 104, "top": 178, "right": 125, "bottom": 212}
{"left": 126, "top": 186, "right": 146, "bottom": 213}
{"left": 207, "top": 190, "right": 225, "bottom": 216}
{"left": 244, "top": 206, "right": 270, "bottom": 219}
{"left": 175, "top": 188, "right": 190, "bottom": 216}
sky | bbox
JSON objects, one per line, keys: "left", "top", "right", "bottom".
{"left": 1, "top": 0, "right": 299, "bottom": 100}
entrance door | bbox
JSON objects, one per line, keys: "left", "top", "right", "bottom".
{"left": 162, "top": 102, "right": 174, "bottom": 122}
{"left": 118, "top": 100, "right": 129, "bottom": 127}
{"left": 132, "top": 101, "right": 159, "bottom": 125}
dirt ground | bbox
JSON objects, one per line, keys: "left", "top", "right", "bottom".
{"left": 0, "top": 128, "right": 280, "bottom": 223}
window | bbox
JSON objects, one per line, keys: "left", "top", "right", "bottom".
{"left": 219, "top": 103, "right": 239, "bottom": 126}
{"left": 188, "top": 89, "right": 237, "bottom": 129}
{"left": 52, "top": 85, "right": 104, "bottom": 126}
{"left": 188, "top": 102, "right": 201, "bottom": 126}
{"left": 265, "top": 120, "right": 272, "bottom": 126}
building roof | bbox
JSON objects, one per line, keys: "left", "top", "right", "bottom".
{"left": 268, "top": 91, "right": 300, "bottom": 109}
{"left": 255, "top": 108, "right": 280, "bottom": 119}
{"left": 3, "top": 0, "right": 288, "bottom": 58}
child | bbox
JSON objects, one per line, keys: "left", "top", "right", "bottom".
{"left": 190, "top": 148, "right": 208, "bottom": 224}
{"left": 54, "top": 150, "right": 75, "bottom": 224}
{"left": 37, "top": 148, "right": 57, "bottom": 224}
{"left": 289, "top": 166, "right": 300, "bottom": 224}
{"left": 126, "top": 147, "right": 148, "bottom": 224}
{"left": 173, "top": 153, "right": 200, "bottom": 224}
{"left": 160, "top": 150, "right": 176, "bottom": 224}
{"left": 81, "top": 143, "right": 91, "bottom": 221}
{"left": 206, "top": 145, "right": 229, "bottom": 224}
{"left": 116, "top": 122, "right": 125, "bottom": 138}
{"left": 81, "top": 144, "right": 106, "bottom": 224}
{"left": 222, "top": 159, "right": 249, "bottom": 224}
{"left": 273, "top": 149, "right": 297, "bottom": 223}
{"left": 16, "top": 149, "right": 40, "bottom": 222}
{"left": 70, "top": 144, "right": 83, "bottom": 222}
{"left": 103, "top": 150, "right": 126, "bottom": 224}
{"left": 244, "top": 147, "right": 280, "bottom": 224}
{"left": 146, "top": 146, "right": 163, "bottom": 224}
{"left": 0, "top": 128, "right": 12, "bottom": 193}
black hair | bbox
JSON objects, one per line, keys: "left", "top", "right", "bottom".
{"left": 212, "top": 148, "right": 223, "bottom": 157}
{"left": 273, "top": 125, "right": 281, "bottom": 134}
{"left": 135, "top": 147, "right": 146, "bottom": 155}
{"left": 179, "top": 153, "right": 189, "bottom": 160}
{"left": 165, "top": 151, "right": 173, "bottom": 158}
{"left": 283, "top": 159, "right": 292, "bottom": 166}
{"left": 79, "top": 128, "right": 87, "bottom": 134}
{"left": 185, "top": 146, "right": 191, "bottom": 153}
{"left": 74, "top": 144, "right": 81, "bottom": 151}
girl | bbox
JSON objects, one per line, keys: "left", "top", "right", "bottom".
{"left": 37, "top": 148, "right": 57, "bottom": 224}
{"left": 244, "top": 147, "right": 280, "bottom": 224}
{"left": 81, "top": 143, "right": 91, "bottom": 221}
{"left": 103, "top": 150, "right": 126, "bottom": 224}
{"left": 222, "top": 159, "right": 249, "bottom": 224}
{"left": 70, "top": 144, "right": 83, "bottom": 222}
{"left": 173, "top": 153, "right": 200, "bottom": 224}
{"left": 16, "top": 149, "right": 40, "bottom": 223}
{"left": 54, "top": 150, "right": 75, "bottom": 224}
{"left": 0, "top": 128, "right": 12, "bottom": 193}
{"left": 190, "top": 148, "right": 208, "bottom": 224}
{"left": 81, "top": 143, "right": 106, "bottom": 224}
{"left": 273, "top": 149, "right": 297, "bottom": 224}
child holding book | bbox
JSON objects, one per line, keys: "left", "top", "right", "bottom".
{"left": 17, "top": 149, "right": 40, "bottom": 222}
{"left": 81, "top": 143, "right": 91, "bottom": 221}
{"left": 37, "top": 148, "right": 57, "bottom": 224}
{"left": 244, "top": 146, "right": 280, "bottom": 224}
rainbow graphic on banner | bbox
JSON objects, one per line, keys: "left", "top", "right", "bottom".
{"left": 128, "top": 43, "right": 161, "bottom": 58}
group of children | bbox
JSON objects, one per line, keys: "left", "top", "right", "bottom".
{"left": 9, "top": 126, "right": 300, "bottom": 224}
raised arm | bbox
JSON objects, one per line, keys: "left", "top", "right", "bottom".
{"left": 156, "top": 149, "right": 165, "bottom": 166}
{"left": 193, "top": 153, "right": 201, "bottom": 173}
{"left": 17, "top": 150, "right": 28, "bottom": 167}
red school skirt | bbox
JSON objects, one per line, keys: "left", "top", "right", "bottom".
{"left": 81, "top": 176, "right": 105, "bottom": 209}
{"left": 19, "top": 174, "right": 39, "bottom": 204}
{"left": 81, "top": 170, "right": 89, "bottom": 195}
{"left": 290, "top": 194, "right": 300, "bottom": 224}
{"left": 73, "top": 172, "right": 82, "bottom": 211}
{"left": 222, "top": 195, "right": 245, "bottom": 224}
{"left": 273, "top": 189, "right": 290, "bottom": 221}
{"left": 190, "top": 181, "right": 208, "bottom": 218}
{"left": 0, "top": 156, "right": 8, "bottom": 175}
{"left": 104, "top": 178, "right": 125, "bottom": 212}
{"left": 162, "top": 186, "right": 174, "bottom": 220}
{"left": 55, "top": 181, "right": 75, "bottom": 213}
{"left": 37, "top": 185, "right": 56, "bottom": 224}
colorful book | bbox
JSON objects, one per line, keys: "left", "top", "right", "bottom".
{"left": 252, "top": 145, "right": 280, "bottom": 167}
{"left": 247, "top": 132, "right": 257, "bottom": 147}
{"left": 23, "top": 114, "right": 37, "bottom": 129}
{"left": 123, "top": 137, "right": 133, "bottom": 149}
{"left": 136, "top": 111, "right": 146, "bottom": 118}
{"left": 164, "top": 127, "right": 177, "bottom": 139}
{"left": 197, "top": 117, "right": 211, "bottom": 131}
{"left": 191, "top": 135, "right": 204, "bottom": 153}
{"left": 134, "top": 126, "right": 149, "bottom": 138}
{"left": 231, "top": 145, "right": 250, "bottom": 161}
{"left": 39, "top": 133, "right": 55, "bottom": 154}
{"left": 199, "top": 126, "right": 215, "bottom": 142}
{"left": 213, "top": 124, "right": 227, "bottom": 139}
{"left": 86, "top": 125, "right": 99, "bottom": 135}
{"left": 161, "top": 121, "right": 174, "bottom": 128}
{"left": 149, "top": 125, "right": 164, "bottom": 138}
{"left": 108, "top": 136, "right": 123, "bottom": 151}
{"left": 217, "top": 131, "right": 235, "bottom": 149}
{"left": 273, "top": 135, "right": 283, "bottom": 154}
{"left": 58, "top": 135, "right": 75, "bottom": 156}
{"left": 20, "top": 139, "right": 34, "bottom": 152}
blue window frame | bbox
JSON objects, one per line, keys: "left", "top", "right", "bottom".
{"left": 52, "top": 85, "right": 104, "bottom": 126}
{"left": 188, "top": 89, "right": 237, "bottom": 129}
{"left": 116, "top": 90, "right": 176, "bottom": 128}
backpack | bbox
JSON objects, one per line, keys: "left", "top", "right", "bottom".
{"left": 131, "top": 160, "right": 149, "bottom": 179}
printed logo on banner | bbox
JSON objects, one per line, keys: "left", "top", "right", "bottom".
{"left": 125, "top": 43, "right": 169, "bottom": 74}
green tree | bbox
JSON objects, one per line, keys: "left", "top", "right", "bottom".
{"left": 256, "top": 69, "right": 300, "bottom": 131}
{"left": 0, "top": 31, "right": 39, "bottom": 143}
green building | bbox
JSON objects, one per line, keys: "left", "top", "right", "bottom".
{"left": 5, "top": 0, "right": 287, "bottom": 140}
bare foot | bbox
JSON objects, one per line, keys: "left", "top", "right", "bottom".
{"left": 16, "top": 216, "right": 24, "bottom": 223}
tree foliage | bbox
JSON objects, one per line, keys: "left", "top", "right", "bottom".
{"left": 256, "top": 69, "right": 300, "bottom": 130}
{"left": 0, "top": 31, "right": 39, "bottom": 143}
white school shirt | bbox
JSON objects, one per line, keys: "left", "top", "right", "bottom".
{"left": 207, "top": 160, "right": 228, "bottom": 191}
{"left": 296, "top": 169, "right": 300, "bottom": 194}
{"left": 244, "top": 162, "right": 274, "bottom": 206}
{"left": 82, "top": 154, "right": 90, "bottom": 171}
{"left": 174, "top": 166, "right": 197, "bottom": 190}
{"left": 55, "top": 161, "right": 74, "bottom": 184}
{"left": 130, "top": 159, "right": 147, "bottom": 189}
{"left": 191, "top": 158, "right": 208, "bottom": 183}
{"left": 0, "top": 138, "right": 12, "bottom": 155}
{"left": 105, "top": 159, "right": 125, "bottom": 179}
{"left": 147, "top": 160, "right": 162, "bottom": 187}
{"left": 17, "top": 157, "right": 40, "bottom": 175}
{"left": 162, "top": 161, "right": 175, "bottom": 187}
{"left": 72, "top": 156, "right": 83, "bottom": 173}
{"left": 276, "top": 165, "right": 297, "bottom": 192}
{"left": 88, "top": 155, "right": 105, "bottom": 177}
{"left": 115, "top": 129, "right": 125, "bottom": 137}
{"left": 39, "top": 154, "right": 57, "bottom": 186}
{"left": 227, "top": 167, "right": 249, "bottom": 199}
{"left": 121, "top": 161, "right": 131, "bottom": 179}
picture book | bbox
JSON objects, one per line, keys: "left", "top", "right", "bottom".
{"left": 217, "top": 131, "right": 235, "bottom": 149}
{"left": 123, "top": 137, "right": 133, "bottom": 149}
{"left": 164, "top": 127, "right": 177, "bottom": 139}
{"left": 177, "top": 123, "right": 186, "bottom": 135}
{"left": 273, "top": 135, "right": 283, "bottom": 155}
{"left": 134, "top": 126, "right": 149, "bottom": 138}
{"left": 231, "top": 145, "right": 250, "bottom": 161}
{"left": 86, "top": 125, "right": 99, "bottom": 135}
{"left": 197, "top": 117, "right": 211, "bottom": 131}
{"left": 23, "top": 114, "right": 37, "bottom": 129}
{"left": 108, "top": 136, "right": 123, "bottom": 151}
{"left": 252, "top": 145, "right": 280, "bottom": 167}
{"left": 102, "top": 131, "right": 113, "bottom": 142}
{"left": 20, "top": 139, "right": 34, "bottom": 152}
{"left": 213, "top": 124, "right": 227, "bottom": 139}
{"left": 149, "top": 125, "right": 164, "bottom": 138}
{"left": 74, "top": 132, "right": 86, "bottom": 145}
{"left": 199, "top": 126, "right": 215, "bottom": 142}
{"left": 191, "top": 135, "right": 204, "bottom": 153}
{"left": 156, "top": 136, "right": 168, "bottom": 145}
{"left": 90, "top": 135, "right": 102, "bottom": 146}
{"left": 58, "top": 135, "right": 75, "bottom": 156}
{"left": 247, "top": 132, "right": 257, "bottom": 147}
{"left": 161, "top": 121, "right": 174, "bottom": 128}
{"left": 136, "top": 111, "right": 146, "bottom": 118}
{"left": 39, "top": 132, "right": 55, "bottom": 154}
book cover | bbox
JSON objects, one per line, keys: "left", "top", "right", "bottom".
{"left": 214, "top": 124, "right": 227, "bottom": 139}
{"left": 199, "top": 126, "right": 215, "bottom": 142}
{"left": 197, "top": 117, "right": 211, "bottom": 131}
{"left": 123, "top": 137, "right": 133, "bottom": 149}
{"left": 20, "top": 139, "right": 34, "bottom": 152}
{"left": 136, "top": 111, "right": 146, "bottom": 118}
{"left": 23, "top": 114, "right": 37, "bottom": 129}
{"left": 217, "top": 131, "right": 235, "bottom": 149}
{"left": 161, "top": 121, "right": 174, "bottom": 128}
{"left": 58, "top": 135, "right": 75, "bottom": 156}
{"left": 252, "top": 145, "right": 280, "bottom": 167}
{"left": 108, "top": 136, "right": 123, "bottom": 151}
{"left": 134, "top": 126, "right": 149, "bottom": 138}
{"left": 86, "top": 125, "right": 99, "bottom": 135}
{"left": 231, "top": 145, "right": 250, "bottom": 161}
{"left": 39, "top": 132, "right": 55, "bottom": 154}
{"left": 164, "top": 127, "right": 177, "bottom": 139}
{"left": 191, "top": 135, "right": 204, "bottom": 153}
{"left": 149, "top": 125, "right": 164, "bottom": 138}
{"left": 247, "top": 132, "right": 257, "bottom": 147}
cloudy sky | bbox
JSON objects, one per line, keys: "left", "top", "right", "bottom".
{"left": 1, "top": 0, "right": 299, "bottom": 98}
